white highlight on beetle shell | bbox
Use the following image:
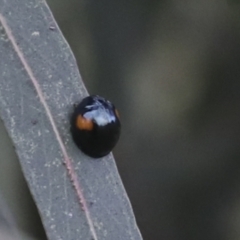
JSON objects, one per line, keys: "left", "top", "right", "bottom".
{"left": 83, "top": 99, "right": 116, "bottom": 126}
{"left": 84, "top": 108, "right": 116, "bottom": 126}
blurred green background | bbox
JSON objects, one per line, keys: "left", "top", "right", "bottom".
{"left": 1, "top": 0, "right": 240, "bottom": 239}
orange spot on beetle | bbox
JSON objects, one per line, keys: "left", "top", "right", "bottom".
{"left": 76, "top": 115, "right": 94, "bottom": 131}
{"left": 115, "top": 109, "right": 120, "bottom": 119}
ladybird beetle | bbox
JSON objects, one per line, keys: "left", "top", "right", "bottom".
{"left": 70, "top": 95, "right": 121, "bottom": 158}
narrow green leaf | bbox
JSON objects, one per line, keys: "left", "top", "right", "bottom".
{"left": 0, "top": 1, "right": 142, "bottom": 240}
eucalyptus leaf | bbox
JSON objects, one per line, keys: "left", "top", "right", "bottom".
{"left": 0, "top": 1, "right": 142, "bottom": 240}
